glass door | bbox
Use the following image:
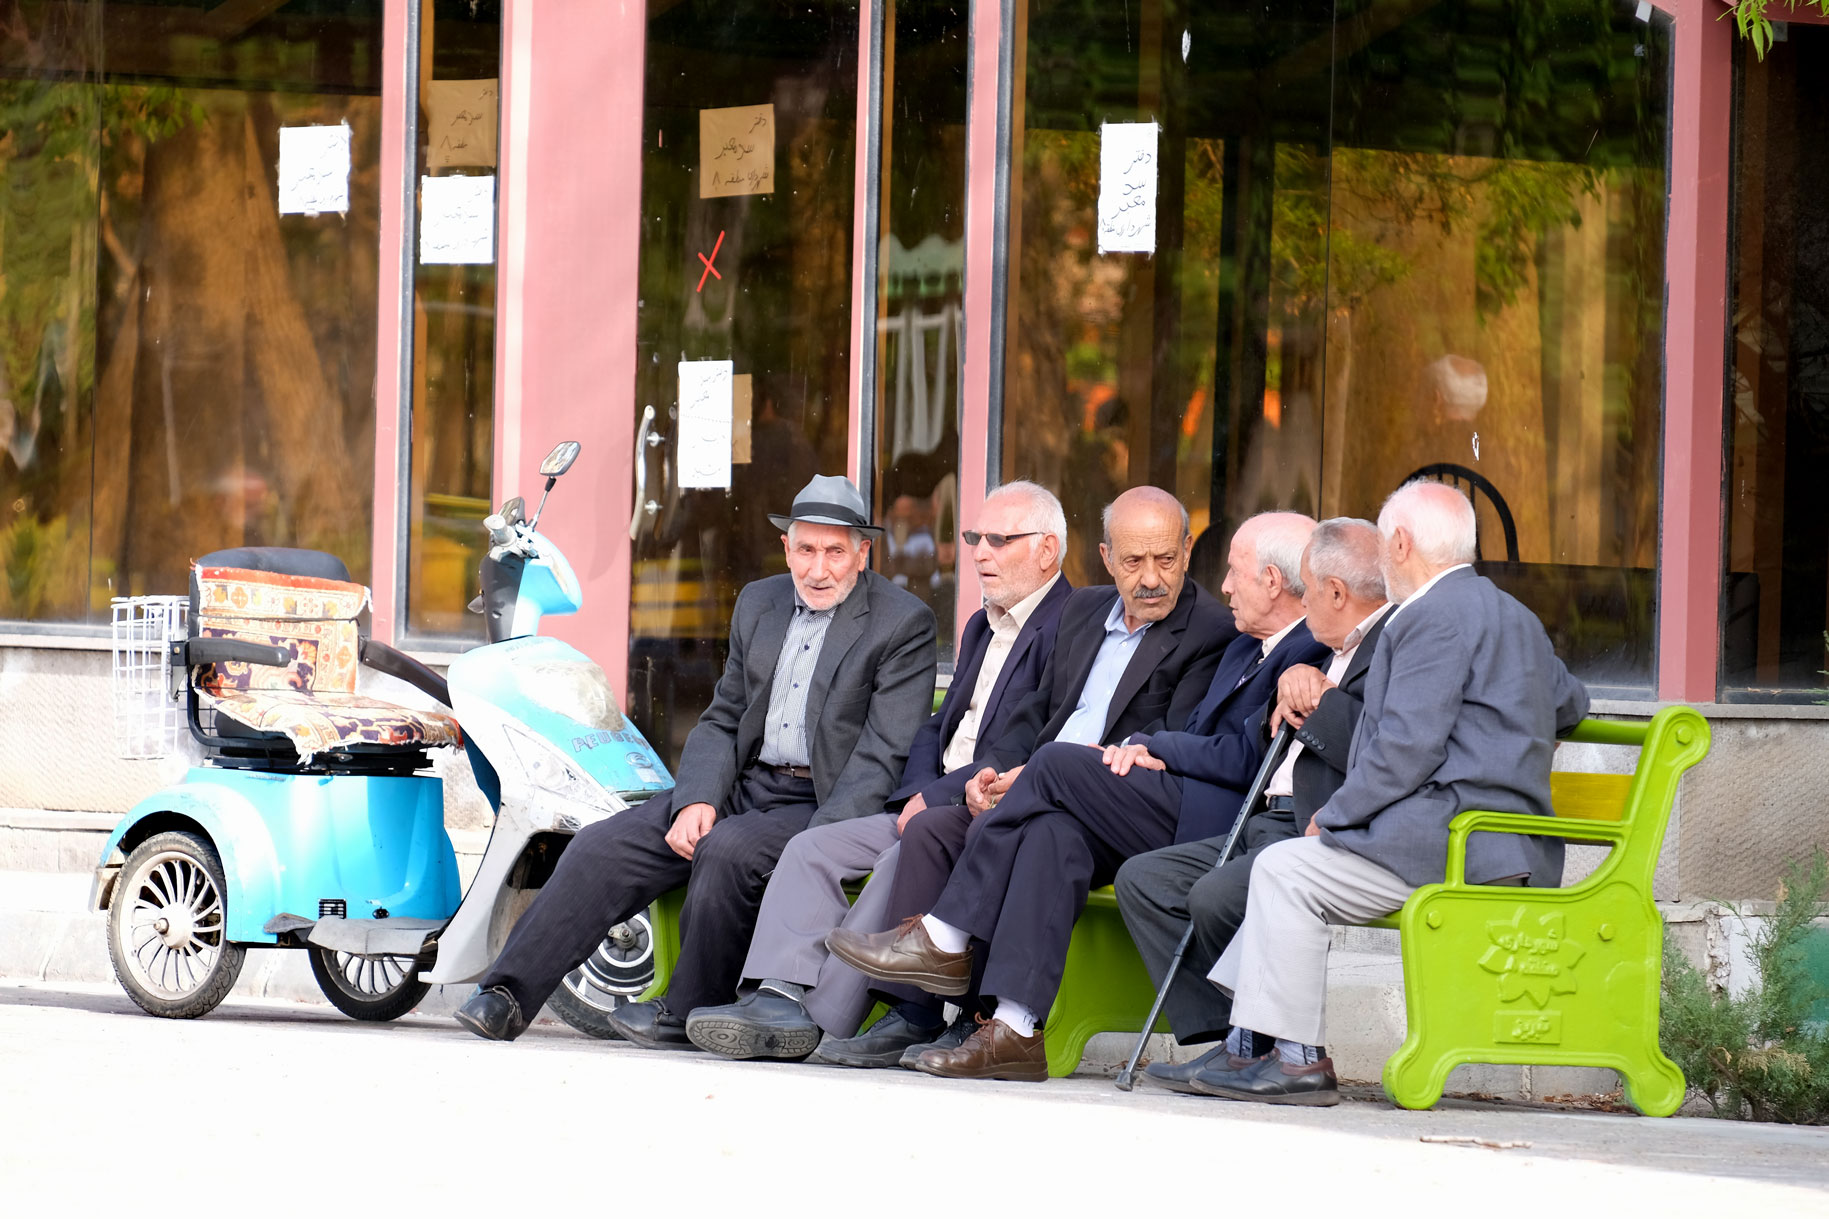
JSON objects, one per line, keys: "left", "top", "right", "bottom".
{"left": 628, "top": 0, "right": 863, "bottom": 757}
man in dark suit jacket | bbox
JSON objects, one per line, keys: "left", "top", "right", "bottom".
{"left": 810, "top": 487, "right": 1237, "bottom": 1068}
{"left": 1199, "top": 481, "right": 1588, "bottom": 1106}
{"left": 453, "top": 475, "right": 937, "bottom": 1046}
{"left": 681, "top": 481, "right": 1073, "bottom": 1061}
{"left": 830, "top": 509, "right": 1327, "bottom": 1081}
{"left": 1116, "top": 518, "right": 1390, "bottom": 1088}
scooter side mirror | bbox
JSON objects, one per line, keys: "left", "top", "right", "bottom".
{"left": 502, "top": 496, "right": 526, "bottom": 526}
{"left": 540, "top": 441, "right": 581, "bottom": 478}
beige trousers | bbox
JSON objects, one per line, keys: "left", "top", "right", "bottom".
{"left": 1207, "top": 836, "right": 1414, "bottom": 1047}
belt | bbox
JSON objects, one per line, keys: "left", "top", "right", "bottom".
{"left": 1264, "top": 795, "right": 1296, "bottom": 813}
{"left": 758, "top": 762, "right": 814, "bottom": 781}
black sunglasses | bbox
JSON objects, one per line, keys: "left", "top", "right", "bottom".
{"left": 962, "top": 530, "right": 1039, "bottom": 548}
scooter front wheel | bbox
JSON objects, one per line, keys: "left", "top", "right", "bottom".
{"left": 309, "top": 947, "right": 432, "bottom": 1021}
{"left": 548, "top": 909, "right": 657, "bottom": 1039}
{"left": 108, "top": 830, "right": 246, "bottom": 1019}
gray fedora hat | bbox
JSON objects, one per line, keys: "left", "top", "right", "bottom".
{"left": 767, "top": 474, "right": 884, "bottom": 535}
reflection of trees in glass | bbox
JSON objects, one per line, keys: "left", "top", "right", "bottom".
{"left": 0, "top": 6, "right": 381, "bottom": 622}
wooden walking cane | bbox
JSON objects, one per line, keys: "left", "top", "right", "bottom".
{"left": 1113, "top": 723, "right": 1295, "bottom": 1092}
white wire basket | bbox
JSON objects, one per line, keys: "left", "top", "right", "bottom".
{"left": 111, "top": 595, "right": 189, "bottom": 760}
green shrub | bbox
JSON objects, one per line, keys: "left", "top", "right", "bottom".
{"left": 1660, "top": 851, "right": 1829, "bottom": 1124}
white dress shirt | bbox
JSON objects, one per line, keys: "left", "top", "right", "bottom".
{"left": 942, "top": 573, "right": 1063, "bottom": 772}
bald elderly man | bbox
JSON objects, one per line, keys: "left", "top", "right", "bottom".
{"left": 831, "top": 511, "right": 1329, "bottom": 1081}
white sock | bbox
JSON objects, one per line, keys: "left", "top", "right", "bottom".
{"left": 992, "top": 998, "right": 1038, "bottom": 1039}
{"left": 920, "top": 915, "right": 970, "bottom": 954}
{"left": 1275, "top": 1038, "right": 1323, "bottom": 1066}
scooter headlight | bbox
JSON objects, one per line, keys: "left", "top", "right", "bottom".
{"left": 503, "top": 724, "right": 622, "bottom": 816}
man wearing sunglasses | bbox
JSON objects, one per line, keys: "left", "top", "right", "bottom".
{"left": 684, "top": 481, "right": 1074, "bottom": 1061}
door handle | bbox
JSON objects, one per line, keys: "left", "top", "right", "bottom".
{"left": 629, "top": 404, "right": 657, "bottom": 540}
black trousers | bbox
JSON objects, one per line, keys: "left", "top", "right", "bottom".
{"left": 1111, "top": 808, "right": 1301, "bottom": 1044}
{"left": 481, "top": 767, "right": 817, "bottom": 1018}
{"left": 928, "top": 741, "right": 1182, "bottom": 1017}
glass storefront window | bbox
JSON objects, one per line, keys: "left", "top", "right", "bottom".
{"left": 0, "top": 0, "right": 382, "bottom": 623}
{"left": 1722, "top": 24, "right": 1829, "bottom": 701}
{"left": 629, "top": 1, "right": 862, "bottom": 756}
{"left": 872, "top": 0, "right": 968, "bottom": 657}
{"left": 405, "top": 0, "right": 501, "bottom": 640}
{"left": 1001, "top": 0, "right": 1670, "bottom": 694}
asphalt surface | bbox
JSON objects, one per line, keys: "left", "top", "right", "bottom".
{"left": 4, "top": 980, "right": 1826, "bottom": 1212}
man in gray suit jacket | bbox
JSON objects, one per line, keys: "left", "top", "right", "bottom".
{"left": 454, "top": 475, "right": 937, "bottom": 1047}
{"left": 1116, "top": 517, "right": 1390, "bottom": 1087}
{"left": 1198, "top": 480, "right": 1588, "bottom": 1105}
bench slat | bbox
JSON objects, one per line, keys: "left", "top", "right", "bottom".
{"left": 1548, "top": 771, "right": 1631, "bottom": 822}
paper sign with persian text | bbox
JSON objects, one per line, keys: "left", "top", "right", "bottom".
{"left": 425, "top": 79, "right": 499, "bottom": 170}
{"left": 732, "top": 373, "right": 754, "bottom": 464}
{"left": 700, "top": 104, "right": 775, "bottom": 198}
{"left": 678, "top": 360, "right": 734, "bottom": 489}
{"left": 1097, "top": 122, "right": 1159, "bottom": 254}
{"left": 278, "top": 123, "right": 350, "bottom": 215}
{"left": 420, "top": 175, "right": 496, "bottom": 264}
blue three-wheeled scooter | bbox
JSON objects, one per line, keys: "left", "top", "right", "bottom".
{"left": 92, "top": 441, "right": 673, "bottom": 1033}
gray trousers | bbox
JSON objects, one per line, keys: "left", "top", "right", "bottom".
{"left": 1208, "top": 836, "right": 1415, "bottom": 1046}
{"left": 1112, "top": 808, "right": 1301, "bottom": 1044}
{"left": 740, "top": 812, "right": 902, "bottom": 1037}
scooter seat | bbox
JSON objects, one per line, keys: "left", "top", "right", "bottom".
{"left": 202, "top": 687, "right": 463, "bottom": 759}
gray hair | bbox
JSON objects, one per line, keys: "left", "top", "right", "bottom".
{"left": 786, "top": 521, "right": 868, "bottom": 550}
{"left": 1101, "top": 487, "right": 1190, "bottom": 549}
{"left": 986, "top": 479, "right": 1068, "bottom": 553}
{"left": 1378, "top": 480, "right": 1477, "bottom": 566}
{"left": 1305, "top": 518, "right": 1386, "bottom": 601}
{"left": 1243, "top": 511, "right": 1317, "bottom": 599}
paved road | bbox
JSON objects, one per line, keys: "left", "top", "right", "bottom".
{"left": 4, "top": 980, "right": 1827, "bottom": 1211}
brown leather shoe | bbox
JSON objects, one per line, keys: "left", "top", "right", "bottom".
{"left": 913, "top": 1016, "right": 1048, "bottom": 1082}
{"left": 825, "top": 916, "right": 972, "bottom": 996}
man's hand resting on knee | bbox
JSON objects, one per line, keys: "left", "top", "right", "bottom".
{"left": 895, "top": 792, "right": 928, "bottom": 834}
{"left": 965, "top": 766, "right": 1020, "bottom": 816}
{"left": 1101, "top": 741, "right": 1166, "bottom": 775}
{"left": 666, "top": 802, "right": 718, "bottom": 860}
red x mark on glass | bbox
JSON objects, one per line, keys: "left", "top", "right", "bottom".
{"left": 696, "top": 230, "right": 726, "bottom": 293}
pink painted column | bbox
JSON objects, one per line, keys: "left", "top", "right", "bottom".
{"left": 846, "top": 0, "right": 875, "bottom": 484}
{"left": 1656, "top": 0, "right": 1734, "bottom": 703}
{"left": 492, "top": 0, "right": 646, "bottom": 698}
{"left": 368, "top": 0, "right": 412, "bottom": 643}
{"left": 953, "top": 0, "right": 1007, "bottom": 649}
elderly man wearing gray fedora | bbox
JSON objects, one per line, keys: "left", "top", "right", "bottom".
{"left": 455, "top": 474, "right": 938, "bottom": 1047}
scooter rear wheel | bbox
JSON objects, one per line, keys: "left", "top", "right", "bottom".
{"left": 108, "top": 830, "right": 246, "bottom": 1019}
{"left": 548, "top": 909, "right": 657, "bottom": 1039}
{"left": 308, "top": 947, "right": 433, "bottom": 1021}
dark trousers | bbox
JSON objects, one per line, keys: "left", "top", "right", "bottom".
{"left": 872, "top": 802, "right": 983, "bottom": 1016}
{"left": 481, "top": 767, "right": 817, "bottom": 1018}
{"left": 928, "top": 741, "right": 1182, "bottom": 1017}
{"left": 1111, "top": 808, "right": 1301, "bottom": 1044}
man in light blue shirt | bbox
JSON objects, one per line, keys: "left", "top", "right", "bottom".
{"left": 1054, "top": 598, "right": 1154, "bottom": 744}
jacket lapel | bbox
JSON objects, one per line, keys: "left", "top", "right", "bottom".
{"left": 941, "top": 614, "right": 993, "bottom": 738}
{"left": 807, "top": 572, "right": 873, "bottom": 716}
{"left": 747, "top": 584, "right": 797, "bottom": 701}
{"left": 1102, "top": 586, "right": 1190, "bottom": 737}
{"left": 1054, "top": 590, "right": 1117, "bottom": 715}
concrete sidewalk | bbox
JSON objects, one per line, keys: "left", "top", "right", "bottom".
{"left": 4, "top": 979, "right": 1827, "bottom": 1210}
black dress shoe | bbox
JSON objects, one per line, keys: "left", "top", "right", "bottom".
{"left": 812, "top": 1008, "right": 947, "bottom": 1069}
{"left": 1143, "top": 1043, "right": 1261, "bottom": 1094}
{"left": 686, "top": 992, "right": 821, "bottom": 1061}
{"left": 455, "top": 985, "right": 528, "bottom": 1042}
{"left": 1190, "top": 1054, "right": 1341, "bottom": 1106}
{"left": 897, "top": 1008, "right": 977, "bottom": 1069}
{"left": 603, "top": 1000, "right": 697, "bottom": 1050}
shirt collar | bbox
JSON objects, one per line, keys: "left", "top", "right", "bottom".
{"left": 1391, "top": 563, "right": 1472, "bottom": 620}
{"left": 1104, "top": 595, "right": 1152, "bottom": 638}
{"left": 1258, "top": 616, "right": 1303, "bottom": 659}
{"left": 986, "top": 572, "right": 1062, "bottom": 634}
{"left": 1339, "top": 602, "right": 1392, "bottom": 655}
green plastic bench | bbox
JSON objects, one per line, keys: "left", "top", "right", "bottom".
{"left": 635, "top": 708, "right": 1708, "bottom": 1097}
